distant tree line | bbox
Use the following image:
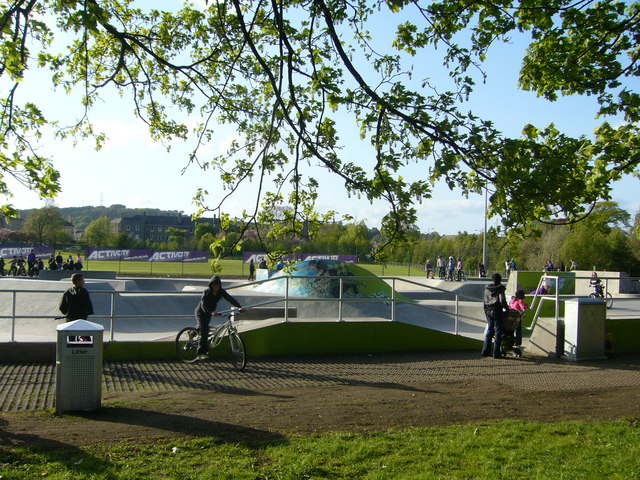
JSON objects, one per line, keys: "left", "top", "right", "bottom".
{"left": 2, "top": 202, "right": 639, "bottom": 275}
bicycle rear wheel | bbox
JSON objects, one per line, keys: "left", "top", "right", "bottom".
{"left": 606, "top": 292, "right": 614, "bottom": 309}
{"left": 228, "top": 332, "right": 246, "bottom": 371}
{"left": 175, "top": 327, "right": 200, "bottom": 363}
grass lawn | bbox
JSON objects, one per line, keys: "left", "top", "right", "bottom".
{"left": 2, "top": 419, "right": 639, "bottom": 479}
{"left": 80, "top": 256, "right": 429, "bottom": 279}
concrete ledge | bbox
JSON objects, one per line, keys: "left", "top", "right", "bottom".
{"left": 526, "top": 317, "right": 564, "bottom": 358}
{"left": 0, "top": 342, "right": 56, "bottom": 362}
{"left": 38, "top": 270, "right": 117, "bottom": 281}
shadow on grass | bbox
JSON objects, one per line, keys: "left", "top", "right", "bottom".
{"left": 0, "top": 417, "right": 111, "bottom": 474}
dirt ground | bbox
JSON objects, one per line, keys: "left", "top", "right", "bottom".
{"left": 2, "top": 380, "right": 640, "bottom": 449}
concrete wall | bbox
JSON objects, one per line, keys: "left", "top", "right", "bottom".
{"left": 38, "top": 270, "right": 117, "bottom": 280}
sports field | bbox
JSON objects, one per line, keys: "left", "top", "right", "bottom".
{"left": 80, "top": 256, "right": 425, "bottom": 278}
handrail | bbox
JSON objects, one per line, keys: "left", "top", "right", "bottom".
{"left": 523, "top": 273, "right": 640, "bottom": 332}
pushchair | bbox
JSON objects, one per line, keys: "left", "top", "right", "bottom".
{"left": 501, "top": 309, "right": 523, "bottom": 357}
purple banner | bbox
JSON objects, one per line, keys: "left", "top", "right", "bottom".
{"left": 86, "top": 248, "right": 209, "bottom": 262}
{"left": 301, "top": 254, "right": 357, "bottom": 263}
{"left": 0, "top": 246, "right": 54, "bottom": 258}
{"left": 149, "top": 251, "right": 209, "bottom": 263}
{"left": 243, "top": 252, "right": 357, "bottom": 264}
{"left": 243, "top": 252, "right": 298, "bottom": 264}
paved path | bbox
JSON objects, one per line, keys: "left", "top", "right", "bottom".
{"left": 2, "top": 351, "right": 640, "bottom": 412}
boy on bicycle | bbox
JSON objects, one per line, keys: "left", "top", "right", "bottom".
{"left": 590, "top": 272, "right": 604, "bottom": 296}
{"left": 195, "top": 275, "right": 243, "bottom": 360}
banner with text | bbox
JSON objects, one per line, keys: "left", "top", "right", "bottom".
{"left": 0, "top": 246, "right": 54, "bottom": 258}
{"left": 243, "top": 252, "right": 357, "bottom": 264}
{"left": 86, "top": 248, "right": 209, "bottom": 262}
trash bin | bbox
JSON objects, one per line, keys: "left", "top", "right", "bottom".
{"left": 55, "top": 319, "right": 104, "bottom": 413}
{"left": 563, "top": 298, "right": 607, "bottom": 361}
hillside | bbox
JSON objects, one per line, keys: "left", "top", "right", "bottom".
{"left": 18, "top": 205, "right": 185, "bottom": 230}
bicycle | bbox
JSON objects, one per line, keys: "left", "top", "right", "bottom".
{"left": 589, "top": 285, "right": 614, "bottom": 309}
{"left": 175, "top": 309, "right": 246, "bottom": 370}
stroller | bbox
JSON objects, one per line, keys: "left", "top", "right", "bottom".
{"left": 501, "top": 309, "right": 523, "bottom": 357}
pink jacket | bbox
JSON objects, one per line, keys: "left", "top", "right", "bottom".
{"left": 509, "top": 297, "right": 529, "bottom": 312}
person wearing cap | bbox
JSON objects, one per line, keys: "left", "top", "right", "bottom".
{"left": 447, "top": 256, "right": 455, "bottom": 281}
{"left": 194, "top": 275, "right": 243, "bottom": 359}
{"left": 482, "top": 273, "right": 509, "bottom": 358}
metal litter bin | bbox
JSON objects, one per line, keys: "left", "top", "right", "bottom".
{"left": 563, "top": 298, "right": 607, "bottom": 361}
{"left": 55, "top": 319, "right": 104, "bottom": 413}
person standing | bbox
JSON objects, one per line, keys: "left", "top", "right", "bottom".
{"left": 248, "top": 259, "right": 255, "bottom": 281}
{"left": 195, "top": 276, "right": 243, "bottom": 360}
{"left": 425, "top": 259, "right": 433, "bottom": 279}
{"left": 436, "top": 255, "right": 445, "bottom": 280}
{"left": 447, "top": 256, "right": 455, "bottom": 281}
{"left": 55, "top": 252, "right": 63, "bottom": 270}
{"left": 59, "top": 273, "right": 94, "bottom": 321}
{"left": 478, "top": 261, "right": 486, "bottom": 278}
{"left": 455, "top": 257, "right": 463, "bottom": 281}
{"left": 27, "top": 249, "right": 36, "bottom": 275}
{"left": 482, "top": 273, "right": 509, "bottom": 358}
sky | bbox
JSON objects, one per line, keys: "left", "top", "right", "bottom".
{"left": 6, "top": 1, "right": 640, "bottom": 235}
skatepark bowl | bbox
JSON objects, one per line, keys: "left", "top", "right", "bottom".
{"left": 1, "top": 269, "right": 639, "bottom": 362}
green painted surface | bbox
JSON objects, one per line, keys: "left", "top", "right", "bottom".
{"left": 606, "top": 319, "right": 640, "bottom": 355}
{"left": 511, "top": 271, "right": 575, "bottom": 295}
{"left": 103, "top": 322, "right": 482, "bottom": 360}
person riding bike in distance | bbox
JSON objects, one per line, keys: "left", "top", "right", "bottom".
{"left": 195, "top": 275, "right": 243, "bottom": 360}
{"left": 590, "top": 272, "right": 604, "bottom": 296}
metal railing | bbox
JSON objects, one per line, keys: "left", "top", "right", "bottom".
{"left": 524, "top": 274, "right": 640, "bottom": 332}
{"left": 0, "top": 275, "right": 487, "bottom": 342}
{"left": 2, "top": 273, "right": 639, "bottom": 342}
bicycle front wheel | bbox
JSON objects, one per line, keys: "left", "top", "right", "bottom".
{"left": 606, "top": 292, "right": 614, "bottom": 309}
{"left": 228, "top": 332, "right": 246, "bottom": 371}
{"left": 175, "top": 327, "right": 200, "bottom": 363}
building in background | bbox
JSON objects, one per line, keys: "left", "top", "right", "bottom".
{"left": 110, "top": 212, "right": 219, "bottom": 243}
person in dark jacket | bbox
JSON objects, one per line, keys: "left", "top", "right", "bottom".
{"left": 195, "top": 275, "right": 243, "bottom": 359}
{"left": 59, "top": 273, "right": 94, "bottom": 320}
{"left": 482, "top": 273, "right": 509, "bottom": 358}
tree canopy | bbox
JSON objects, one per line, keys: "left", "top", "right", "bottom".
{"left": 21, "top": 205, "right": 64, "bottom": 245}
{"left": 1, "top": 0, "right": 639, "bottom": 253}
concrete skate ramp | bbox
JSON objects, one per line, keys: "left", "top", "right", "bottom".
{"left": 0, "top": 277, "right": 284, "bottom": 342}
{"left": 0, "top": 277, "right": 203, "bottom": 342}
{"left": 1, "top": 273, "right": 487, "bottom": 345}
{"left": 392, "top": 277, "right": 487, "bottom": 301}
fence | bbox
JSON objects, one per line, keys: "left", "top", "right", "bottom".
{"left": 0, "top": 276, "right": 486, "bottom": 343}
{"left": 4, "top": 274, "right": 635, "bottom": 343}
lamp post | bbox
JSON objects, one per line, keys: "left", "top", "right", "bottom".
{"left": 482, "top": 187, "right": 488, "bottom": 272}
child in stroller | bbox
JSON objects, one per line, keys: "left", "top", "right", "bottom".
{"left": 502, "top": 290, "right": 529, "bottom": 357}
{"left": 501, "top": 310, "right": 524, "bottom": 357}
